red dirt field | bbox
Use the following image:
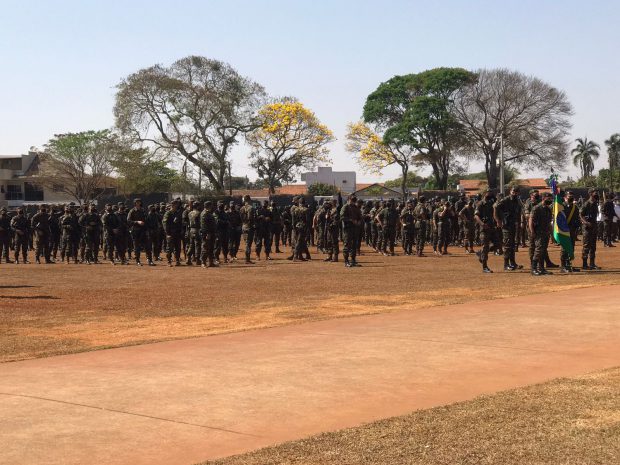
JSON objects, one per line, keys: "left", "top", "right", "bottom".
{"left": 1, "top": 243, "right": 619, "bottom": 363}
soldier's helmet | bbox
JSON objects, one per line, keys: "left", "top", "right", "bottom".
{"left": 204, "top": 201, "right": 212, "bottom": 209}
{"left": 0, "top": 207, "right": 7, "bottom": 213}
{"left": 419, "top": 195, "right": 426, "bottom": 202}
{"left": 243, "top": 195, "right": 251, "bottom": 203}
{"left": 133, "top": 198, "right": 142, "bottom": 205}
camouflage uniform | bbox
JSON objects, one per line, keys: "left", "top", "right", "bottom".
{"left": 0, "top": 209, "right": 11, "bottom": 263}
{"left": 474, "top": 196, "right": 496, "bottom": 272}
{"left": 187, "top": 206, "right": 202, "bottom": 265}
{"left": 163, "top": 204, "right": 184, "bottom": 265}
{"left": 200, "top": 202, "right": 217, "bottom": 267}
{"left": 530, "top": 200, "right": 553, "bottom": 274}
{"left": 10, "top": 211, "right": 29, "bottom": 263}
{"left": 60, "top": 210, "right": 80, "bottom": 263}
{"left": 340, "top": 199, "right": 362, "bottom": 266}
{"left": 240, "top": 200, "right": 257, "bottom": 263}
{"left": 31, "top": 208, "right": 51, "bottom": 263}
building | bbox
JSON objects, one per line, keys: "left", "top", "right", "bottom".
{"left": 300, "top": 167, "right": 356, "bottom": 194}
{"left": 458, "top": 178, "right": 550, "bottom": 196}
{"left": 0, "top": 152, "right": 77, "bottom": 208}
{"left": 352, "top": 183, "right": 402, "bottom": 200}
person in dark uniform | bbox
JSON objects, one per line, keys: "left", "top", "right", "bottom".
{"left": 0, "top": 208, "right": 11, "bottom": 263}
{"left": 459, "top": 199, "right": 476, "bottom": 254}
{"left": 79, "top": 204, "right": 102, "bottom": 264}
{"left": 254, "top": 200, "right": 272, "bottom": 261}
{"left": 228, "top": 202, "right": 242, "bottom": 260}
{"left": 580, "top": 188, "right": 601, "bottom": 270}
{"left": 187, "top": 202, "right": 202, "bottom": 266}
{"left": 239, "top": 195, "right": 256, "bottom": 264}
{"left": 376, "top": 199, "right": 398, "bottom": 256}
{"left": 127, "top": 198, "right": 150, "bottom": 266}
{"left": 60, "top": 205, "right": 80, "bottom": 264}
{"left": 474, "top": 189, "right": 497, "bottom": 273}
{"left": 200, "top": 201, "right": 217, "bottom": 268}
{"left": 413, "top": 196, "right": 430, "bottom": 256}
{"left": 400, "top": 200, "right": 415, "bottom": 256}
{"left": 31, "top": 204, "right": 52, "bottom": 264}
{"left": 214, "top": 200, "right": 231, "bottom": 263}
{"left": 602, "top": 192, "right": 617, "bottom": 247}
{"left": 494, "top": 186, "right": 523, "bottom": 270}
{"left": 10, "top": 208, "right": 30, "bottom": 264}
{"left": 341, "top": 194, "right": 362, "bottom": 267}
{"left": 561, "top": 191, "right": 580, "bottom": 273}
{"left": 437, "top": 200, "right": 454, "bottom": 256}
{"left": 529, "top": 192, "right": 553, "bottom": 275}
{"left": 270, "top": 201, "right": 283, "bottom": 253}
{"left": 162, "top": 199, "right": 184, "bottom": 266}
{"left": 324, "top": 197, "right": 342, "bottom": 262}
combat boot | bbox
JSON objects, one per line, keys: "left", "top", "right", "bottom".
{"left": 503, "top": 258, "right": 514, "bottom": 271}
{"left": 582, "top": 258, "right": 590, "bottom": 270}
{"left": 531, "top": 260, "right": 541, "bottom": 276}
{"left": 589, "top": 257, "right": 601, "bottom": 270}
{"left": 208, "top": 257, "right": 218, "bottom": 268}
{"left": 245, "top": 253, "right": 254, "bottom": 264}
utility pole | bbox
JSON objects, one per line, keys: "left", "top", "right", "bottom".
{"left": 228, "top": 161, "right": 232, "bottom": 196}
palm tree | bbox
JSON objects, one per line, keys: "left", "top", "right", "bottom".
{"left": 571, "top": 137, "right": 600, "bottom": 179}
{"left": 604, "top": 133, "right": 620, "bottom": 191}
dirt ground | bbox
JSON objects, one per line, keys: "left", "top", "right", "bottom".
{"left": 1, "top": 243, "right": 619, "bottom": 363}
{"left": 205, "top": 367, "right": 620, "bottom": 465}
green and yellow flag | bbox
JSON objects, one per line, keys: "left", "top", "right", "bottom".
{"left": 550, "top": 176, "right": 574, "bottom": 259}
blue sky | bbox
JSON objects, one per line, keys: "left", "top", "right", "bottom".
{"left": 1, "top": 0, "right": 619, "bottom": 182}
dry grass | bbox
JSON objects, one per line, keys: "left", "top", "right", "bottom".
{"left": 1, "top": 244, "right": 620, "bottom": 363}
{"left": 205, "top": 368, "right": 620, "bottom": 465}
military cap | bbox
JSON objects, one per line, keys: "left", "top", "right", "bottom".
{"left": 0, "top": 207, "right": 7, "bottom": 213}
{"left": 588, "top": 188, "right": 598, "bottom": 194}
{"left": 117, "top": 202, "right": 125, "bottom": 207}
{"left": 204, "top": 201, "right": 212, "bottom": 208}
{"left": 133, "top": 198, "right": 142, "bottom": 204}
{"left": 419, "top": 195, "right": 426, "bottom": 202}
{"left": 528, "top": 189, "right": 539, "bottom": 195}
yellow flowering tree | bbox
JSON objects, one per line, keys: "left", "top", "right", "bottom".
{"left": 247, "top": 99, "right": 335, "bottom": 194}
{"left": 345, "top": 121, "right": 417, "bottom": 198}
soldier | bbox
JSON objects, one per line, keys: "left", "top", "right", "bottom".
{"left": 356, "top": 198, "right": 365, "bottom": 255}
{"left": 240, "top": 195, "right": 257, "bottom": 264}
{"left": 376, "top": 199, "right": 398, "bottom": 256}
{"left": 313, "top": 203, "right": 327, "bottom": 253}
{"left": 214, "top": 200, "right": 231, "bottom": 263}
{"left": 127, "top": 198, "right": 151, "bottom": 266}
{"left": 281, "top": 204, "right": 292, "bottom": 247}
{"left": 0, "top": 208, "right": 11, "bottom": 263}
{"left": 10, "top": 208, "right": 29, "bottom": 264}
{"left": 291, "top": 197, "right": 310, "bottom": 261}
{"left": 187, "top": 202, "right": 202, "bottom": 266}
{"left": 602, "top": 192, "right": 617, "bottom": 247}
{"left": 144, "top": 204, "right": 160, "bottom": 266}
{"left": 370, "top": 200, "right": 381, "bottom": 251}
{"left": 79, "top": 204, "right": 102, "bottom": 264}
{"left": 459, "top": 199, "right": 476, "bottom": 254}
{"left": 48, "top": 206, "right": 62, "bottom": 261}
{"left": 200, "top": 201, "right": 217, "bottom": 268}
{"left": 101, "top": 204, "right": 119, "bottom": 264}
{"left": 431, "top": 202, "right": 440, "bottom": 254}
{"left": 413, "top": 196, "right": 430, "bottom": 256}
{"left": 323, "top": 197, "right": 342, "bottom": 262}
{"left": 270, "top": 201, "right": 283, "bottom": 253}
{"left": 228, "top": 202, "right": 242, "bottom": 260}
{"left": 363, "top": 201, "right": 373, "bottom": 247}
{"left": 163, "top": 199, "right": 184, "bottom": 266}
{"left": 31, "top": 204, "right": 52, "bottom": 264}
{"left": 115, "top": 203, "right": 129, "bottom": 265}
{"left": 494, "top": 186, "right": 523, "bottom": 270}
{"left": 254, "top": 200, "right": 272, "bottom": 261}
{"left": 561, "top": 191, "right": 581, "bottom": 273}
{"left": 529, "top": 192, "right": 554, "bottom": 275}
{"left": 474, "top": 189, "right": 497, "bottom": 273}
{"left": 580, "top": 188, "right": 601, "bottom": 270}
{"left": 181, "top": 199, "right": 193, "bottom": 260}
{"left": 400, "top": 200, "right": 415, "bottom": 256}
{"left": 454, "top": 194, "right": 467, "bottom": 246}
{"left": 60, "top": 205, "right": 80, "bottom": 264}
{"left": 341, "top": 194, "right": 362, "bottom": 267}
{"left": 436, "top": 200, "right": 454, "bottom": 256}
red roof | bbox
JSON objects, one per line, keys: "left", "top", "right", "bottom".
{"left": 459, "top": 178, "right": 550, "bottom": 193}
{"left": 230, "top": 184, "right": 307, "bottom": 197}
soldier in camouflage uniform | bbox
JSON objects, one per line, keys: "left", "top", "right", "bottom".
{"left": 291, "top": 197, "right": 310, "bottom": 261}
{"left": 31, "top": 204, "right": 52, "bottom": 264}
{"left": 254, "top": 200, "right": 272, "bottom": 261}
{"left": 200, "top": 201, "right": 217, "bottom": 268}
{"left": 369, "top": 200, "right": 380, "bottom": 251}
{"left": 413, "top": 196, "right": 430, "bottom": 256}
{"left": 48, "top": 206, "right": 61, "bottom": 261}
{"left": 529, "top": 192, "right": 554, "bottom": 275}
{"left": 281, "top": 205, "right": 292, "bottom": 247}
{"left": 363, "top": 201, "right": 373, "bottom": 247}
{"left": 240, "top": 195, "right": 256, "bottom": 264}
{"left": 341, "top": 194, "right": 362, "bottom": 267}
{"left": 127, "top": 198, "right": 151, "bottom": 266}
{"left": 60, "top": 205, "right": 80, "bottom": 264}
{"left": 270, "top": 201, "right": 283, "bottom": 253}
{"left": 474, "top": 189, "right": 496, "bottom": 273}
{"left": 79, "top": 204, "right": 102, "bottom": 264}
{"left": 163, "top": 199, "right": 184, "bottom": 266}
{"left": 187, "top": 202, "right": 203, "bottom": 266}
{"left": 494, "top": 186, "right": 523, "bottom": 270}
{"left": 228, "top": 202, "right": 242, "bottom": 260}
{"left": 0, "top": 208, "right": 11, "bottom": 263}
{"left": 561, "top": 191, "right": 580, "bottom": 273}
{"left": 313, "top": 203, "right": 327, "bottom": 253}
{"left": 323, "top": 198, "right": 341, "bottom": 262}
{"left": 10, "top": 208, "right": 30, "bottom": 264}
{"left": 580, "top": 188, "right": 600, "bottom": 270}
{"left": 437, "top": 200, "right": 454, "bottom": 255}
{"left": 454, "top": 194, "right": 467, "bottom": 246}
{"left": 459, "top": 200, "right": 476, "bottom": 254}
{"left": 376, "top": 199, "right": 398, "bottom": 256}
{"left": 400, "top": 200, "right": 415, "bottom": 256}
{"left": 115, "top": 203, "right": 129, "bottom": 264}
{"left": 102, "top": 204, "right": 119, "bottom": 264}
{"left": 214, "top": 200, "right": 231, "bottom": 263}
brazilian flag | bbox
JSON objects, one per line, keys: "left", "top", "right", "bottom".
{"left": 550, "top": 176, "right": 574, "bottom": 259}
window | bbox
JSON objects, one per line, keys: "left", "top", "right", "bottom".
{"left": 24, "top": 182, "right": 44, "bottom": 201}
{"left": 342, "top": 180, "right": 347, "bottom": 184}
{"left": 6, "top": 184, "right": 23, "bottom": 200}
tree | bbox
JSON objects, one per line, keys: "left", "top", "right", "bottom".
{"left": 114, "top": 56, "right": 266, "bottom": 193}
{"left": 345, "top": 121, "right": 417, "bottom": 198}
{"left": 452, "top": 68, "right": 573, "bottom": 190}
{"left": 571, "top": 137, "right": 600, "bottom": 179}
{"left": 307, "top": 182, "right": 337, "bottom": 196}
{"left": 246, "top": 99, "right": 334, "bottom": 194}
{"left": 383, "top": 174, "right": 425, "bottom": 190}
{"left": 36, "top": 130, "right": 117, "bottom": 205}
{"left": 362, "top": 68, "right": 475, "bottom": 190}
{"left": 112, "top": 147, "right": 180, "bottom": 194}
{"left": 604, "top": 133, "right": 620, "bottom": 191}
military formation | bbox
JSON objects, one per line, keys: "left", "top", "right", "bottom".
{"left": 0, "top": 188, "right": 618, "bottom": 274}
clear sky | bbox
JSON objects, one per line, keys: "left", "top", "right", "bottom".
{"left": 1, "top": 0, "right": 619, "bottom": 182}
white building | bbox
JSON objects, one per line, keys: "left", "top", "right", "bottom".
{"left": 300, "top": 167, "right": 356, "bottom": 194}
{"left": 0, "top": 152, "right": 75, "bottom": 208}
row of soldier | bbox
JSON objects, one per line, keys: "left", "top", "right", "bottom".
{"left": 0, "top": 188, "right": 617, "bottom": 273}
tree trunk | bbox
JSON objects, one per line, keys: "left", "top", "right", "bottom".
{"left": 486, "top": 150, "right": 499, "bottom": 190}
{"left": 400, "top": 165, "right": 408, "bottom": 200}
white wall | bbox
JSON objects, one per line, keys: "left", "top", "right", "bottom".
{"left": 301, "top": 167, "right": 356, "bottom": 194}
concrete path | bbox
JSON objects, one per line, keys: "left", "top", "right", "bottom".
{"left": 1, "top": 286, "right": 619, "bottom": 465}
